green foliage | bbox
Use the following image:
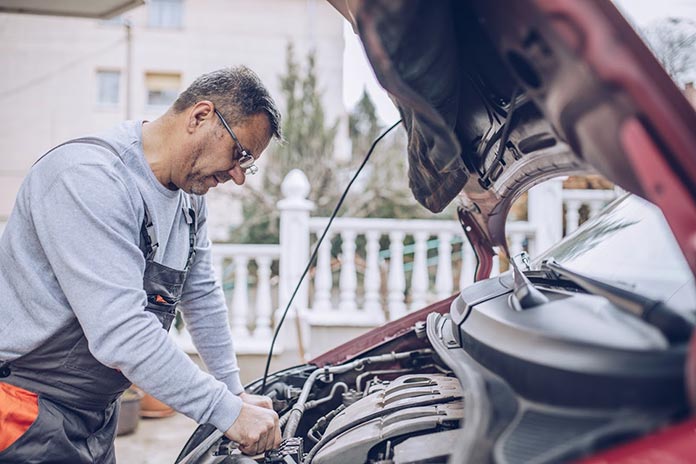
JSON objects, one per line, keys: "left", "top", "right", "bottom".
{"left": 344, "top": 89, "right": 436, "bottom": 219}
{"left": 642, "top": 17, "right": 696, "bottom": 85}
{"left": 231, "top": 43, "right": 342, "bottom": 244}
{"left": 348, "top": 90, "right": 381, "bottom": 156}
{"left": 230, "top": 44, "right": 449, "bottom": 245}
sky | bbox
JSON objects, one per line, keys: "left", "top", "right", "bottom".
{"left": 342, "top": 0, "right": 696, "bottom": 123}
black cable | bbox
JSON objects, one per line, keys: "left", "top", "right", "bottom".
{"left": 304, "top": 395, "right": 462, "bottom": 463}
{"left": 479, "top": 87, "right": 520, "bottom": 187}
{"left": 260, "top": 119, "right": 403, "bottom": 394}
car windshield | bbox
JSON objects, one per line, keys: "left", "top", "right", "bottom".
{"left": 533, "top": 194, "right": 695, "bottom": 314}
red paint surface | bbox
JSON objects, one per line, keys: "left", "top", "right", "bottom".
{"left": 310, "top": 295, "right": 456, "bottom": 367}
{"left": 619, "top": 118, "right": 696, "bottom": 411}
{"left": 575, "top": 418, "right": 696, "bottom": 464}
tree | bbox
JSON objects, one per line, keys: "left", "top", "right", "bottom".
{"left": 230, "top": 43, "right": 342, "bottom": 244}
{"left": 348, "top": 89, "right": 381, "bottom": 157}
{"left": 642, "top": 17, "right": 696, "bottom": 85}
{"left": 345, "top": 89, "right": 436, "bottom": 219}
{"left": 230, "top": 46, "right": 447, "bottom": 244}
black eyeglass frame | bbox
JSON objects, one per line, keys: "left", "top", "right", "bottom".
{"left": 214, "top": 108, "right": 258, "bottom": 176}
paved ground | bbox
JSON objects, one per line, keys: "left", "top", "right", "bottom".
{"left": 115, "top": 413, "right": 198, "bottom": 464}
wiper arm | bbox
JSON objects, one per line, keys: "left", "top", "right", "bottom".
{"left": 509, "top": 252, "right": 549, "bottom": 310}
{"left": 543, "top": 258, "right": 694, "bottom": 344}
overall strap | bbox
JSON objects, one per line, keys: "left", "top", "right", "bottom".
{"left": 32, "top": 137, "right": 121, "bottom": 166}
{"left": 140, "top": 203, "right": 159, "bottom": 261}
{"left": 33, "top": 136, "right": 159, "bottom": 260}
{"left": 181, "top": 194, "right": 197, "bottom": 269}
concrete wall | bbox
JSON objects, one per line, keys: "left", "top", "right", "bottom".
{"left": 0, "top": 0, "right": 348, "bottom": 231}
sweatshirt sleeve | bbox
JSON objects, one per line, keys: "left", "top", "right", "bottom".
{"left": 30, "top": 158, "right": 241, "bottom": 433}
{"left": 178, "top": 197, "right": 245, "bottom": 396}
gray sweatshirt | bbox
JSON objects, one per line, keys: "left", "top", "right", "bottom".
{"left": 0, "top": 120, "right": 243, "bottom": 433}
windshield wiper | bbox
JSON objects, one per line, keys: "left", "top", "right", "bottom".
{"left": 542, "top": 258, "right": 694, "bottom": 344}
{"left": 509, "top": 252, "right": 549, "bottom": 310}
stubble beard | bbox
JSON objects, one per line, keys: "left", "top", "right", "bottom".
{"left": 184, "top": 143, "right": 213, "bottom": 195}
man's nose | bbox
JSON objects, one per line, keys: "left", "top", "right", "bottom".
{"left": 229, "top": 166, "right": 246, "bottom": 185}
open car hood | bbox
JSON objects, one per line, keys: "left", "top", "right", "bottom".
{"left": 329, "top": 0, "right": 696, "bottom": 279}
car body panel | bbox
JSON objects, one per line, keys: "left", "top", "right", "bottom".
{"left": 328, "top": 0, "right": 696, "bottom": 281}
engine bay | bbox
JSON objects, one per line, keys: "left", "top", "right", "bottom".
{"left": 177, "top": 282, "right": 689, "bottom": 464}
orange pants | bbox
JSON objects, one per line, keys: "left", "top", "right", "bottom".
{"left": 0, "top": 383, "right": 39, "bottom": 452}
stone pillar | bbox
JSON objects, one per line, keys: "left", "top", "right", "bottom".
{"left": 276, "top": 169, "right": 314, "bottom": 354}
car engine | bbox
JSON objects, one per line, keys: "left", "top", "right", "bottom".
{"left": 177, "top": 280, "right": 689, "bottom": 464}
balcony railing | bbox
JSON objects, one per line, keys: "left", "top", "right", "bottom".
{"left": 173, "top": 172, "right": 617, "bottom": 355}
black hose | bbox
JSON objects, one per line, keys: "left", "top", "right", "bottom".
{"left": 260, "top": 119, "right": 403, "bottom": 394}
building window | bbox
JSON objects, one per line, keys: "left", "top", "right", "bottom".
{"left": 148, "top": 0, "right": 183, "bottom": 29}
{"left": 145, "top": 72, "right": 181, "bottom": 107}
{"left": 96, "top": 70, "right": 120, "bottom": 105}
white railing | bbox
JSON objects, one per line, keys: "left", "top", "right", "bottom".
{"left": 307, "top": 218, "right": 465, "bottom": 325}
{"left": 175, "top": 172, "right": 618, "bottom": 355}
{"left": 562, "top": 188, "right": 619, "bottom": 234}
{"left": 306, "top": 217, "right": 538, "bottom": 326}
{"left": 174, "top": 244, "right": 282, "bottom": 354}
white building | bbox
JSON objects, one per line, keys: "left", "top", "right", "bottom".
{"left": 0, "top": 0, "right": 349, "bottom": 237}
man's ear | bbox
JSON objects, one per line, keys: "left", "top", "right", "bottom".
{"left": 187, "top": 101, "right": 215, "bottom": 133}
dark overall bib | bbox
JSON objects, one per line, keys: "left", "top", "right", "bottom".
{"left": 0, "top": 138, "right": 197, "bottom": 463}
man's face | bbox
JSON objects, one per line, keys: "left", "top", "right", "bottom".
{"left": 180, "top": 112, "right": 271, "bottom": 195}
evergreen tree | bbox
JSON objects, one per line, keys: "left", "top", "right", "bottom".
{"left": 642, "top": 17, "right": 696, "bottom": 85}
{"left": 231, "top": 43, "right": 341, "bottom": 244}
{"left": 345, "top": 90, "right": 434, "bottom": 219}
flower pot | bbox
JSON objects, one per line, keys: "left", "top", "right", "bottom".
{"left": 116, "top": 388, "right": 144, "bottom": 436}
{"left": 139, "top": 391, "right": 176, "bottom": 418}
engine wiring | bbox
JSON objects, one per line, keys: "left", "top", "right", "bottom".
{"left": 260, "top": 119, "right": 404, "bottom": 394}
{"left": 282, "top": 349, "right": 433, "bottom": 439}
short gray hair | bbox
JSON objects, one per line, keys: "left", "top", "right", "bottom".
{"left": 173, "top": 66, "right": 282, "bottom": 140}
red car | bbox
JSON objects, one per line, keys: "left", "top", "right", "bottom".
{"left": 178, "top": 0, "right": 696, "bottom": 462}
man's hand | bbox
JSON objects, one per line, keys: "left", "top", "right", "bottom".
{"left": 224, "top": 401, "right": 281, "bottom": 456}
{"left": 239, "top": 391, "right": 273, "bottom": 410}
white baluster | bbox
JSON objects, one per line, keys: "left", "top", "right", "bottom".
{"left": 565, "top": 200, "right": 582, "bottom": 235}
{"left": 231, "top": 256, "right": 250, "bottom": 339}
{"left": 528, "top": 180, "right": 563, "bottom": 254}
{"left": 388, "top": 231, "right": 407, "bottom": 319}
{"left": 460, "top": 240, "right": 476, "bottom": 289}
{"left": 435, "top": 232, "right": 453, "bottom": 299}
{"left": 254, "top": 256, "right": 273, "bottom": 339}
{"left": 589, "top": 200, "right": 603, "bottom": 219}
{"left": 212, "top": 253, "right": 225, "bottom": 287}
{"left": 339, "top": 230, "right": 357, "bottom": 311}
{"left": 363, "top": 231, "right": 383, "bottom": 319}
{"left": 313, "top": 233, "right": 333, "bottom": 312}
{"left": 410, "top": 232, "right": 429, "bottom": 311}
{"left": 509, "top": 232, "right": 525, "bottom": 260}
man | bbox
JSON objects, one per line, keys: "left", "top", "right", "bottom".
{"left": 0, "top": 66, "right": 282, "bottom": 462}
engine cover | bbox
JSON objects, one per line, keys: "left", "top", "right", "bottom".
{"left": 312, "top": 374, "right": 463, "bottom": 464}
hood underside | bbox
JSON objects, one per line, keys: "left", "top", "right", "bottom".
{"left": 329, "top": 0, "right": 696, "bottom": 278}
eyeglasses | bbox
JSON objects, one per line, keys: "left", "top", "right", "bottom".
{"left": 214, "top": 108, "right": 258, "bottom": 176}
